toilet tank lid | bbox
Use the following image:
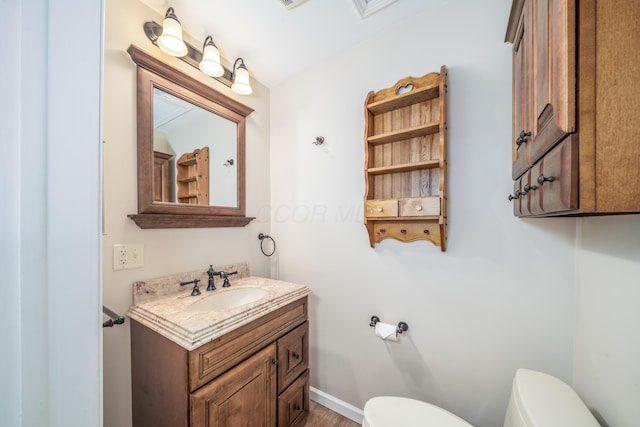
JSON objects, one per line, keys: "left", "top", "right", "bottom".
{"left": 364, "top": 396, "right": 473, "bottom": 427}
{"left": 512, "top": 369, "right": 600, "bottom": 427}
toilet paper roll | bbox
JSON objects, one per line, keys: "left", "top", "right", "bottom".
{"left": 375, "top": 322, "right": 398, "bottom": 341}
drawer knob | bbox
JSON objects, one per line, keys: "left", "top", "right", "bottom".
{"left": 509, "top": 190, "right": 526, "bottom": 201}
{"left": 376, "top": 207, "right": 383, "bottom": 212}
{"left": 400, "top": 229, "right": 407, "bottom": 234}
{"left": 414, "top": 205, "right": 423, "bottom": 211}
{"left": 515, "top": 130, "right": 532, "bottom": 147}
{"left": 537, "top": 174, "right": 554, "bottom": 186}
{"left": 292, "top": 352, "right": 301, "bottom": 360}
{"left": 379, "top": 229, "right": 386, "bottom": 233}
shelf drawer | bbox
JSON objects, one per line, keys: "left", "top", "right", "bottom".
{"left": 399, "top": 197, "right": 440, "bottom": 216}
{"left": 365, "top": 200, "right": 398, "bottom": 217}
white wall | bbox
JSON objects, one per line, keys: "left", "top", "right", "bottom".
{"left": 102, "top": 1, "right": 272, "bottom": 426}
{"left": 270, "top": 0, "right": 577, "bottom": 426}
{"left": 0, "top": 1, "right": 103, "bottom": 426}
{"left": 574, "top": 216, "right": 640, "bottom": 427}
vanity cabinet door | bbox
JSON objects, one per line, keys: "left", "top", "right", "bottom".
{"left": 190, "top": 344, "right": 277, "bottom": 427}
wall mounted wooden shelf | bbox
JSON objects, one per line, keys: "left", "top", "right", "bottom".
{"left": 363, "top": 67, "right": 448, "bottom": 251}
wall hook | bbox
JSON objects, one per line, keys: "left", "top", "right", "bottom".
{"left": 312, "top": 136, "right": 325, "bottom": 146}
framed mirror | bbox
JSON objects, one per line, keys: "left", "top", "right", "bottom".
{"left": 127, "top": 45, "right": 254, "bottom": 228}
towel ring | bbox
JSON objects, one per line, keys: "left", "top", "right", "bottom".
{"left": 258, "top": 233, "right": 276, "bottom": 256}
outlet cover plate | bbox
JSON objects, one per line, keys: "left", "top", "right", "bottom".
{"left": 113, "top": 244, "right": 144, "bottom": 270}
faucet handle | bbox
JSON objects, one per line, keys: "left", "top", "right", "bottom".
{"left": 220, "top": 270, "right": 238, "bottom": 288}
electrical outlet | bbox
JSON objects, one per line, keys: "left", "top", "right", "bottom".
{"left": 113, "top": 244, "right": 144, "bottom": 270}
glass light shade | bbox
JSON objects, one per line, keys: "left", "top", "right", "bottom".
{"left": 231, "top": 63, "right": 252, "bottom": 95}
{"left": 199, "top": 40, "right": 224, "bottom": 77}
{"left": 157, "top": 15, "right": 188, "bottom": 57}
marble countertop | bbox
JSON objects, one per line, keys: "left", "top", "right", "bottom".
{"left": 127, "top": 267, "right": 311, "bottom": 351}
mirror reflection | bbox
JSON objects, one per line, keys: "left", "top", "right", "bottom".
{"left": 153, "top": 88, "right": 238, "bottom": 208}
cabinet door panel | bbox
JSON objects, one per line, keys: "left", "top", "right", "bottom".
{"left": 190, "top": 344, "right": 276, "bottom": 427}
{"left": 529, "top": 0, "right": 576, "bottom": 165}
{"left": 512, "top": 0, "right": 533, "bottom": 180}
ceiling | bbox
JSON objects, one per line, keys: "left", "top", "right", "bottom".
{"left": 139, "top": 0, "right": 445, "bottom": 88}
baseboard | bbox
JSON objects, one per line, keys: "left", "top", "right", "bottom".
{"left": 310, "top": 387, "right": 364, "bottom": 424}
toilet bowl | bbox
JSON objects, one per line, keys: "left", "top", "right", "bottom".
{"left": 362, "top": 369, "right": 600, "bottom": 427}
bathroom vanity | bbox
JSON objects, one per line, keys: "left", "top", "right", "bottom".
{"left": 127, "top": 264, "right": 311, "bottom": 427}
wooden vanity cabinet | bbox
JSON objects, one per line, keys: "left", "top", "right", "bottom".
{"left": 363, "top": 67, "right": 448, "bottom": 250}
{"left": 131, "top": 297, "right": 309, "bottom": 427}
{"left": 506, "top": 0, "right": 640, "bottom": 217}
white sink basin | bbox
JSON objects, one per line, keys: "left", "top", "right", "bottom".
{"left": 188, "top": 287, "right": 268, "bottom": 312}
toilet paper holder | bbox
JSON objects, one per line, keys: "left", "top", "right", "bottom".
{"left": 369, "top": 315, "right": 409, "bottom": 334}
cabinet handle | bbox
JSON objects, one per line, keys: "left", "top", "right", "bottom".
{"left": 376, "top": 207, "right": 383, "bottom": 212}
{"left": 515, "top": 130, "right": 532, "bottom": 147}
{"left": 523, "top": 183, "right": 537, "bottom": 193}
{"left": 272, "top": 359, "right": 279, "bottom": 366}
{"left": 537, "top": 174, "right": 554, "bottom": 186}
{"left": 292, "top": 352, "right": 300, "bottom": 360}
{"left": 414, "top": 205, "right": 423, "bottom": 211}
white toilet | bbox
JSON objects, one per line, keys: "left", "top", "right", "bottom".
{"left": 362, "top": 369, "right": 600, "bottom": 427}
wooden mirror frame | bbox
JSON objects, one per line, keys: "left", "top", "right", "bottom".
{"left": 127, "top": 45, "right": 254, "bottom": 228}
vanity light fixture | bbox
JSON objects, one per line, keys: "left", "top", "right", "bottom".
{"left": 156, "top": 8, "right": 188, "bottom": 57}
{"left": 143, "top": 8, "right": 253, "bottom": 95}
{"left": 231, "top": 58, "right": 253, "bottom": 95}
{"left": 199, "top": 36, "right": 224, "bottom": 77}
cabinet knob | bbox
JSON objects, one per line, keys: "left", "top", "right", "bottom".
{"left": 272, "top": 359, "right": 279, "bottom": 366}
{"left": 292, "top": 352, "right": 301, "bottom": 360}
{"left": 508, "top": 193, "right": 518, "bottom": 201}
{"left": 537, "top": 174, "right": 554, "bottom": 186}
{"left": 414, "top": 205, "right": 423, "bottom": 211}
{"left": 379, "top": 229, "right": 386, "bottom": 233}
{"left": 515, "top": 130, "right": 532, "bottom": 147}
{"left": 376, "top": 207, "right": 383, "bottom": 212}
{"left": 400, "top": 229, "right": 407, "bottom": 234}
{"left": 523, "top": 183, "right": 537, "bottom": 193}
{"left": 293, "top": 404, "right": 301, "bottom": 411}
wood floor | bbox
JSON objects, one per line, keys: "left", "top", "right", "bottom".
{"left": 303, "top": 400, "right": 361, "bottom": 427}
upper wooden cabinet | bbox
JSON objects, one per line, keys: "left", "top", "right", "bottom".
{"left": 506, "top": 0, "right": 640, "bottom": 216}
{"left": 363, "top": 67, "right": 448, "bottom": 250}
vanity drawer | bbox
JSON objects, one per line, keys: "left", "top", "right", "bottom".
{"left": 277, "top": 370, "right": 309, "bottom": 427}
{"left": 189, "top": 298, "right": 307, "bottom": 392}
{"left": 365, "top": 200, "right": 398, "bottom": 217}
{"left": 398, "top": 196, "right": 440, "bottom": 217}
{"left": 277, "top": 321, "right": 308, "bottom": 394}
